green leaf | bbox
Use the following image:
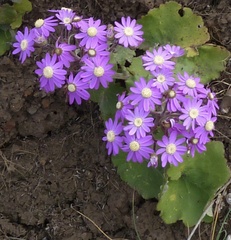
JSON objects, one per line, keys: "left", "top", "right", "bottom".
{"left": 0, "top": 29, "right": 13, "bottom": 56}
{"left": 89, "top": 82, "right": 124, "bottom": 120}
{"left": 0, "top": 4, "right": 17, "bottom": 25}
{"left": 112, "top": 151, "right": 165, "bottom": 199}
{"left": 138, "top": 1, "right": 210, "bottom": 49}
{"left": 126, "top": 56, "right": 152, "bottom": 89}
{"left": 13, "top": 0, "right": 32, "bottom": 14}
{"left": 157, "top": 141, "right": 231, "bottom": 226}
{"left": 110, "top": 45, "right": 136, "bottom": 66}
{"left": 10, "top": 14, "right": 23, "bottom": 29}
{"left": 174, "top": 44, "right": 230, "bottom": 84}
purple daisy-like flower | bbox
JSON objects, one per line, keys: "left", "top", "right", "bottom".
{"left": 166, "top": 87, "right": 185, "bottom": 112}
{"left": 194, "top": 116, "right": 216, "bottom": 144}
{"left": 122, "top": 133, "right": 154, "bottom": 163}
{"left": 151, "top": 69, "right": 175, "bottom": 93}
{"left": 179, "top": 98, "right": 207, "bottom": 130}
{"left": 55, "top": 8, "right": 76, "bottom": 31}
{"left": 114, "top": 16, "right": 143, "bottom": 48}
{"left": 34, "top": 16, "right": 58, "bottom": 37}
{"left": 124, "top": 107, "right": 154, "bottom": 138}
{"left": 142, "top": 46, "right": 175, "bottom": 72}
{"left": 147, "top": 153, "right": 158, "bottom": 168}
{"left": 35, "top": 53, "right": 67, "bottom": 92}
{"left": 204, "top": 89, "right": 219, "bottom": 116}
{"left": 55, "top": 40, "right": 76, "bottom": 68}
{"left": 163, "top": 44, "right": 185, "bottom": 58}
{"left": 81, "top": 56, "right": 115, "bottom": 89}
{"left": 115, "top": 92, "right": 133, "bottom": 120}
{"left": 102, "top": 118, "right": 124, "bottom": 156}
{"left": 129, "top": 77, "right": 162, "bottom": 112}
{"left": 12, "top": 27, "right": 35, "bottom": 63}
{"left": 176, "top": 72, "right": 207, "bottom": 97}
{"left": 67, "top": 72, "right": 90, "bottom": 105}
{"left": 75, "top": 17, "right": 107, "bottom": 49}
{"left": 156, "top": 131, "right": 187, "bottom": 167}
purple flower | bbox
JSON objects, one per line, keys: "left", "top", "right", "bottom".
{"left": 186, "top": 134, "right": 207, "bottom": 157}
{"left": 67, "top": 72, "right": 90, "bottom": 105}
{"left": 147, "top": 153, "right": 158, "bottom": 168}
{"left": 81, "top": 56, "right": 115, "bottom": 89}
{"left": 35, "top": 53, "right": 67, "bottom": 92}
{"left": 34, "top": 16, "right": 58, "bottom": 37}
{"left": 114, "top": 16, "right": 143, "bottom": 48}
{"left": 75, "top": 17, "right": 107, "bottom": 48}
{"left": 55, "top": 40, "right": 76, "bottom": 68}
{"left": 102, "top": 118, "right": 124, "bottom": 156}
{"left": 204, "top": 89, "right": 219, "bottom": 116}
{"left": 179, "top": 99, "right": 207, "bottom": 130}
{"left": 124, "top": 107, "right": 154, "bottom": 138}
{"left": 55, "top": 8, "right": 76, "bottom": 30}
{"left": 163, "top": 44, "right": 185, "bottom": 58}
{"left": 129, "top": 77, "right": 162, "bottom": 112}
{"left": 122, "top": 133, "right": 154, "bottom": 163}
{"left": 142, "top": 46, "right": 175, "bottom": 72}
{"left": 12, "top": 27, "right": 35, "bottom": 63}
{"left": 115, "top": 92, "right": 133, "bottom": 120}
{"left": 194, "top": 116, "right": 216, "bottom": 144}
{"left": 151, "top": 69, "right": 175, "bottom": 93}
{"left": 156, "top": 131, "right": 187, "bottom": 167}
{"left": 176, "top": 72, "right": 207, "bottom": 97}
{"left": 166, "top": 87, "right": 185, "bottom": 112}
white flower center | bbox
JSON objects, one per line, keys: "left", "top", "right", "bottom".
{"left": 166, "top": 143, "right": 176, "bottom": 155}
{"left": 141, "top": 87, "right": 152, "bottom": 98}
{"left": 157, "top": 74, "right": 166, "bottom": 83}
{"left": 208, "top": 92, "right": 214, "bottom": 100}
{"left": 107, "top": 130, "right": 115, "bottom": 142}
{"left": 192, "top": 138, "right": 198, "bottom": 144}
{"left": 168, "top": 90, "right": 176, "bottom": 98}
{"left": 129, "top": 141, "right": 140, "bottom": 151}
{"left": 63, "top": 17, "right": 72, "bottom": 24}
{"left": 88, "top": 49, "right": 96, "bottom": 57}
{"left": 61, "top": 7, "right": 72, "bottom": 11}
{"left": 116, "top": 101, "right": 123, "bottom": 110}
{"left": 189, "top": 108, "right": 199, "bottom": 119}
{"left": 67, "top": 83, "right": 76, "bottom": 92}
{"left": 124, "top": 27, "right": 134, "bottom": 36}
{"left": 205, "top": 121, "right": 214, "bottom": 131}
{"left": 153, "top": 55, "right": 164, "bottom": 65}
{"left": 87, "top": 27, "right": 97, "bottom": 37}
{"left": 35, "top": 19, "right": 44, "bottom": 28}
{"left": 186, "top": 79, "right": 196, "bottom": 89}
{"left": 20, "top": 39, "right": 28, "bottom": 51}
{"left": 43, "top": 66, "right": 54, "bottom": 78}
{"left": 134, "top": 118, "right": 143, "bottom": 127}
{"left": 94, "top": 66, "right": 104, "bottom": 77}
{"left": 55, "top": 48, "right": 63, "bottom": 55}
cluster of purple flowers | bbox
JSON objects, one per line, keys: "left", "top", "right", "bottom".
{"left": 103, "top": 45, "right": 219, "bottom": 168}
{"left": 12, "top": 8, "right": 143, "bottom": 104}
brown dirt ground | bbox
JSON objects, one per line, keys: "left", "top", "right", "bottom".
{"left": 0, "top": 0, "right": 230, "bottom": 239}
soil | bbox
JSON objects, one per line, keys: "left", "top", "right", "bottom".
{"left": 0, "top": 0, "right": 230, "bottom": 240}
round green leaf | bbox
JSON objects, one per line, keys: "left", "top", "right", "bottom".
{"left": 157, "top": 141, "right": 231, "bottom": 226}
{"left": 138, "top": 1, "right": 210, "bottom": 49}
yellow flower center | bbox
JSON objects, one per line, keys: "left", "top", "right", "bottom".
{"left": 186, "top": 79, "right": 196, "bottom": 89}
{"left": 124, "top": 27, "right": 134, "bottom": 36}
{"left": 205, "top": 121, "right": 214, "bottom": 131}
{"left": 192, "top": 138, "right": 198, "bottom": 144}
{"left": 67, "top": 83, "right": 76, "bottom": 92}
{"left": 153, "top": 55, "right": 164, "bottom": 65}
{"left": 94, "top": 66, "right": 104, "bottom": 77}
{"left": 189, "top": 108, "right": 199, "bottom": 119}
{"left": 141, "top": 87, "right": 152, "bottom": 98}
{"left": 134, "top": 118, "right": 143, "bottom": 127}
{"left": 87, "top": 27, "right": 97, "bottom": 37}
{"left": 157, "top": 74, "right": 166, "bottom": 83}
{"left": 43, "top": 66, "right": 54, "bottom": 78}
{"left": 55, "top": 48, "right": 63, "bottom": 56}
{"left": 35, "top": 19, "right": 44, "bottom": 28}
{"left": 166, "top": 143, "right": 176, "bottom": 154}
{"left": 63, "top": 17, "right": 72, "bottom": 24}
{"left": 168, "top": 90, "right": 176, "bottom": 98}
{"left": 20, "top": 39, "right": 28, "bottom": 51}
{"left": 129, "top": 141, "right": 140, "bottom": 151}
{"left": 107, "top": 130, "right": 115, "bottom": 142}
